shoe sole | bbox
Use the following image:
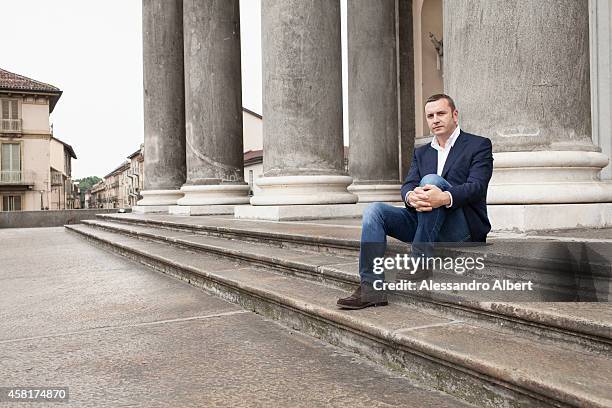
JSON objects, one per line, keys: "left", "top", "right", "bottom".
{"left": 336, "top": 301, "right": 389, "bottom": 310}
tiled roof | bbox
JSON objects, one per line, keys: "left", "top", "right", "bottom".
{"left": 243, "top": 149, "right": 263, "bottom": 166}
{"left": 242, "top": 107, "right": 262, "bottom": 119}
{"left": 243, "top": 149, "right": 262, "bottom": 161}
{"left": 104, "top": 161, "right": 130, "bottom": 178}
{"left": 0, "top": 67, "right": 62, "bottom": 112}
{"left": 0, "top": 68, "right": 60, "bottom": 93}
{"left": 127, "top": 146, "right": 143, "bottom": 159}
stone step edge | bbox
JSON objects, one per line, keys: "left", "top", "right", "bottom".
{"left": 86, "top": 218, "right": 602, "bottom": 297}
{"left": 83, "top": 219, "right": 612, "bottom": 347}
{"left": 85, "top": 219, "right": 354, "bottom": 286}
{"left": 96, "top": 214, "right": 612, "bottom": 275}
{"left": 65, "top": 223, "right": 602, "bottom": 408}
{"left": 98, "top": 213, "right": 358, "bottom": 251}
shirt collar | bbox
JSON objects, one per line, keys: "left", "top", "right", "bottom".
{"left": 431, "top": 126, "right": 461, "bottom": 151}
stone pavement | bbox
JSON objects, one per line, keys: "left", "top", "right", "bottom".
{"left": 0, "top": 227, "right": 473, "bottom": 407}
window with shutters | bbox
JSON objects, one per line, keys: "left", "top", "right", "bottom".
{"left": 0, "top": 99, "right": 21, "bottom": 133}
{"left": 1, "top": 195, "right": 22, "bottom": 211}
{"left": 1, "top": 143, "right": 22, "bottom": 182}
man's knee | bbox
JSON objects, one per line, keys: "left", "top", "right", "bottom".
{"left": 419, "top": 173, "right": 447, "bottom": 188}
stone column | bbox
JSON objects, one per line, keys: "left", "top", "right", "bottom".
{"left": 346, "top": 0, "right": 402, "bottom": 202}
{"left": 170, "top": 0, "right": 249, "bottom": 216}
{"left": 590, "top": 0, "right": 612, "bottom": 180}
{"left": 137, "top": 0, "right": 186, "bottom": 212}
{"left": 247, "top": 0, "right": 357, "bottom": 210}
{"left": 398, "top": 0, "right": 416, "bottom": 180}
{"left": 444, "top": 0, "right": 612, "bottom": 229}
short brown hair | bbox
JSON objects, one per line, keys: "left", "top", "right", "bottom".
{"left": 425, "top": 94, "right": 456, "bottom": 112}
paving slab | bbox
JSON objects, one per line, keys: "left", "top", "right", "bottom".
{"left": 0, "top": 227, "right": 474, "bottom": 407}
{"left": 0, "top": 228, "right": 239, "bottom": 341}
{"left": 1, "top": 312, "right": 473, "bottom": 408}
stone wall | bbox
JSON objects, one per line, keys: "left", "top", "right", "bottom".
{"left": 0, "top": 209, "right": 125, "bottom": 229}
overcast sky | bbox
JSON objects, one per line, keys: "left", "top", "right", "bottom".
{"left": 1, "top": 0, "right": 348, "bottom": 179}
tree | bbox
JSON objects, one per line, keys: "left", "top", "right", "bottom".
{"left": 74, "top": 176, "right": 102, "bottom": 207}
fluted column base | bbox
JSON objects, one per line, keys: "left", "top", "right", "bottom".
{"left": 249, "top": 175, "right": 358, "bottom": 206}
{"left": 489, "top": 151, "right": 612, "bottom": 204}
{"left": 133, "top": 190, "right": 184, "bottom": 213}
{"left": 168, "top": 184, "right": 250, "bottom": 216}
{"left": 176, "top": 184, "right": 250, "bottom": 206}
{"left": 489, "top": 203, "right": 612, "bottom": 231}
{"left": 347, "top": 183, "right": 402, "bottom": 203}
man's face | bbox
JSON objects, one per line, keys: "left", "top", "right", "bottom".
{"left": 425, "top": 98, "right": 458, "bottom": 139}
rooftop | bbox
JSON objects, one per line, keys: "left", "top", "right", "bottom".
{"left": 243, "top": 149, "right": 263, "bottom": 166}
{"left": 51, "top": 136, "right": 77, "bottom": 159}
{"left": 105, "top": 161, "right": 130, "bottom": 178}
{"left": 127, "top": 147, "right": 143, "bottom": 160}
{"left": 0, "top": 67, "right": 62, "bottom": 112}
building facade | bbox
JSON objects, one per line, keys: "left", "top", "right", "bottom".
{"left": 89, "top": 180, "right": 105, "bottom": 209}
{"left": 127, "top": 145, "right": 144, "bottom": 207}
{"left": 49, "top": 136, "right": 78, "bottom": 210}
{"left": 86, "top": 145, "right": 143, "bottom": 209}
{"left": 0, "top": 68, "right": 77, "bottom": 211}
{"left": 242, "top": 108, "right": 263, "bottom": 196}
{"left": 102, "top": 161, "right": 130, "bottom": 209}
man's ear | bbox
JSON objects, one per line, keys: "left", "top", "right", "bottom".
{"left": 453, "top": 109, "right": 459, "bottom": 124}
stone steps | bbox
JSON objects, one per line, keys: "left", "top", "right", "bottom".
{"left": 97, "top": 213, "right": 612, "bottom": 286}
{"left": 90, "top": 215, "right": 612, "bottom": 355}
{"left": 66, "top": 222, "right": 612, "bottom": 408}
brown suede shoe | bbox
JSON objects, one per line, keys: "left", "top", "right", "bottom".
{"left": 337, "top": 283, "right": 388, "bottom": 310}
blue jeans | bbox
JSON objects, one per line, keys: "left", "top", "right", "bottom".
{"left": 359, "top": 174, "right": 471, "bottom": 285}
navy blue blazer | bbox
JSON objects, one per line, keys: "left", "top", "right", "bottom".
{"left": 400, "top": 131, "right": 494, "bottom": 242}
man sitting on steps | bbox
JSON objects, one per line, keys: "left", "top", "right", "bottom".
{"left": 337, "top": 94, "right": 494, "bottom": 309}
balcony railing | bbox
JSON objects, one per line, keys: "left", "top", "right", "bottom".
{"left": 51, "top": 172, "right": 64, "bottom": 186}
{"left": 0, "top": 170, "right": 34, "bottom": 185}
{"left": 0, "top": 119, "right": 22, "bottom": 134}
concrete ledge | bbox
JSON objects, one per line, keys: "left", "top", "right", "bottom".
{"left": 132, "top": 205, "right": 170, "bottom": 214}
{"left": 0, "top": 208, "right": 124, "bottom": 229}
{"left": 234, "top": 203, "right": 369, "bottom": 221}
{"left": 489, "top": 203, "right": 612, "bottom": 231}
{"left": 168, "top": 204, "right": 237, "bottom": 216}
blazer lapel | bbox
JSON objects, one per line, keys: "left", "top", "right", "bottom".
{"left": 441, "top": 131, "right": 466, "bottom": 178}
{"left": 423, "top": 146, "right": 438, "bottom": 176}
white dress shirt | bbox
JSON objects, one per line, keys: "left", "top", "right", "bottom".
{"left": 405, "top": 126, "right": 461, "bottom": 208}
{"left": 431, "top": 126, "right": 461, "bottom": 176}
